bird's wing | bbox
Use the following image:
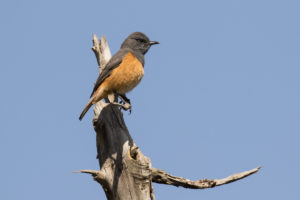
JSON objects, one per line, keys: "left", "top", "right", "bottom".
{"left": 90, "top": 49, "right": 130, "bottom": 97}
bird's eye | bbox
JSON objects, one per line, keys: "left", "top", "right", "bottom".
{"left": 137, "top": 39, "right": 145, "bottom": 43}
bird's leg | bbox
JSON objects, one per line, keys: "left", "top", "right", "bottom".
{"left": 107, "top": 93, "right": 131, "bottom": 112}
{"left": 118, "top": 93, "right": 132, "bottom": 113}
{"left": 118, "top": 94, "right": 131, "bottom": 105}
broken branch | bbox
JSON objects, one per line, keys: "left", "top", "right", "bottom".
{"left": 151, "top": 166, "right": 261, "bottom": 189}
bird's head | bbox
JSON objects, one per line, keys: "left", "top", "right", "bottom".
{"left": 121, "top": 32, "right": 159, "bottom": 54}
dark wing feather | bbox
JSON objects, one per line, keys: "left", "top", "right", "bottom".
{"left": 90, "top": 49, "right": 130, "bottom": 97}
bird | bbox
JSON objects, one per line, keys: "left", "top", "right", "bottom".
{"left": 79, "top": 32, "right": 159, "bottom": 120}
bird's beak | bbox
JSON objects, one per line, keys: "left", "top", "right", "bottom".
{"left": 149, "top": 41, "right": 160, "bottom": 45}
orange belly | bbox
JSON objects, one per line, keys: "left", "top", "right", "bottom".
{"left": 93, "top": 52, "right": 144, "bottom": 103}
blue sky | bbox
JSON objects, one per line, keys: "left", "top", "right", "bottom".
{"left": 1, "top": 0, "right": 299, "bottom": 199}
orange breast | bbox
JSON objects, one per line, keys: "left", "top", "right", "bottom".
{"left": 101, "top": 52, "right": 144, "bottom": 94}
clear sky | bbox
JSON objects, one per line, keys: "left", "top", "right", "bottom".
{"left": 1, "top": 0, "right": 299, "bottom": 199}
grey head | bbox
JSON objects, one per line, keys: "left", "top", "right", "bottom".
{"left": 121, "top": 32, "right": 159, "bottom": 55}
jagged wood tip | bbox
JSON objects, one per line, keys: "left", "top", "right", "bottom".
{"left": 73, "top": 169, "right": 100, "bottom": 175}
{"left": 214, "top": 166, "right": 261, "bottom": 186}
{"left": 91, "top": 34, "right": 101, "bottom": 67}
{"left": 73, "top": 169, "right": 107, "bottom": 185}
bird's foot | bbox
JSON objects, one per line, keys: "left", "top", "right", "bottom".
{"left": 111, "top": 102, "right": 132, "bottom": 112}
{"left": 118, "top": 94, "right": 132, "bottom": 114}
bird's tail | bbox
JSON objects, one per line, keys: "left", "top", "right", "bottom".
{"left": 79, "top": 99, "right": 94, "bottom": 121}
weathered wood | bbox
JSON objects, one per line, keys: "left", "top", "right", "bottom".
{"left": 76, "top": 34, "right": 260, "bottom": 200}
{"left": 91, "top": 34, "right": 111, "bottom": 120}
{"left": 151, "top": 166, "right": 261, "bottom": 189}
{"left": 84, "top": 35, "right": 154, "bottom": 200}
{"left": 94, "top": 105, "right": 154, "bottom": 200}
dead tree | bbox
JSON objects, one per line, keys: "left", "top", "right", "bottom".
{"left": 75, "top": 34, "right": 261, "bottom": 200}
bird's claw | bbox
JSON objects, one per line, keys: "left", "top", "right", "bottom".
{"left": 111, "top": 102, "right": 131, "bottom": 112}
{"left": 118, "top": 94, "right": 132, "bottom": 114}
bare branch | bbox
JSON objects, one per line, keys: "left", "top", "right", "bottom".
{"left": 214, "top": 166, "right": 261, "bottom": 186}
{"left": 91, "top": 34, "right": 101, "bottom": 67}
{"left": 91, "top": 34, "right": 112, "bottom": 120}
{"left": 98, "top": 35, "right": 112, "bottom": 73}
{"left": 151, "top": 166, "right": 261, "bottom": 189}
{"left": 91, "top": 34, "right": 112, "bottom": 74}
